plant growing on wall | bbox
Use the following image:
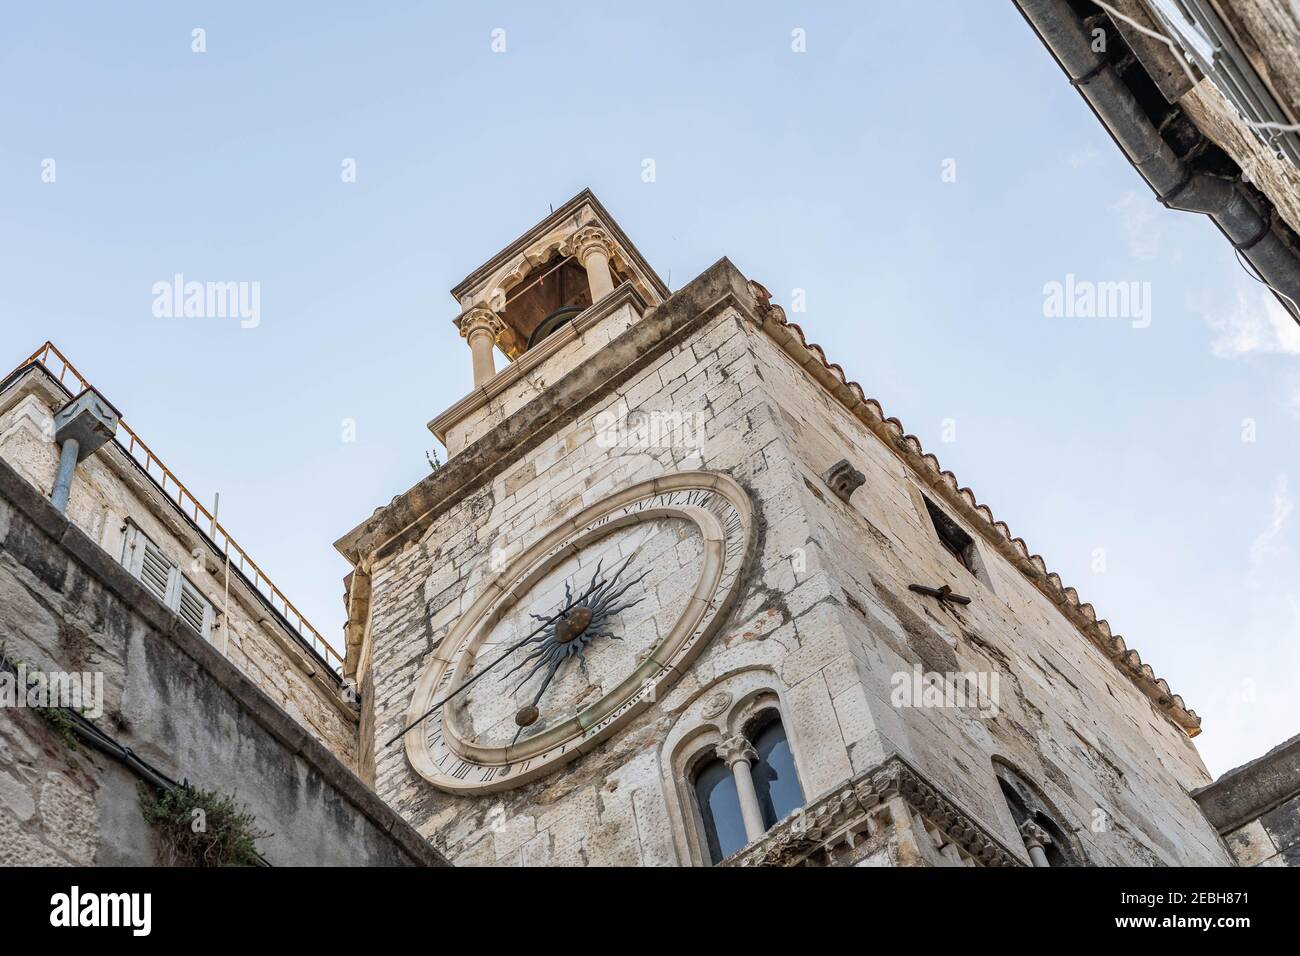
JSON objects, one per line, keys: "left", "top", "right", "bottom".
{"left": 138, "top": 782, "right": 270, "bottom": 867}
{"left": 0, "top": 643, "right": 81, "bottom": 752}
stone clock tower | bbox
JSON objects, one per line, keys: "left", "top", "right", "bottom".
{"left": 335, "top": 190, "right": 1232, "bottom": 867}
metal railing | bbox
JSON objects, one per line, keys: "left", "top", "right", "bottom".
{"left": 13, "top": 341, "right": 345, "bottom": 673}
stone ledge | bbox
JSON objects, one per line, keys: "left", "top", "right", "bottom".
{"left": 0, "top": 456, "right": 447, "bottom": 867}
{"left": 1193, "top": 733, "right": 1300, "bottom": 835}
{"left": 726, "top": 754, "right": 1023, "bottom": 867}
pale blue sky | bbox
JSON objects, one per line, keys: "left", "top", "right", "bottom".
{"left": 2, "top": 1, "right": 1297, "bottom": 776}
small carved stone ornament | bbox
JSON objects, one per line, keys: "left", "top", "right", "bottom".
{"left": 823, "top": 459, "right": 866, "bottom": 503}
{"left": 701, "top": 691, "right": 733, "bottom": 720}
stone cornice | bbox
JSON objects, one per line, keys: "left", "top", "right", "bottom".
{"left": 725, "top": 754, "right": 1023, "bottom": 867}
{"left": 1192, "top": 731, "right": 1300, "bottom": 834}
{"left": 428, "top": 282, "right": 648, "bottom": 445}
{"left": 450, "top": 188, "right": 669, "bottom": 304}
{"left": 744, "top": 282, "right": 1202, "bottom": 739}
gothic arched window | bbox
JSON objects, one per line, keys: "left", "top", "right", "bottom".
{"left": 693, "top": 756, "right": 747, "bottom": 865}
{"left": 750, "top": 714, "right": 804, "bottom": 829}
{"left": 995, "top": 766, "right": 1079, "bottom": 866}
{"left": 690, "top": 710, "right": 806, "bottom": 865}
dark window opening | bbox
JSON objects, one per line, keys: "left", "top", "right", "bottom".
{"left": 923, "top": 497, "right": 975, "bottom": 573}
{"left": 998, "top": 774, "right": 1078, "bottom": 866}
{"left": 693, "top": 757, "right": 746, "bottom": 866}
{"left": 749, "top": 714, "right": 804, "bottom": 830}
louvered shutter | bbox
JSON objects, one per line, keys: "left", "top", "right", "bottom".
{"left": 121, "top": 524, "right": 213, "bottom": 639}
{"left": 177, "top": 576, "right": 214, "bottom": 640}
{"left": 138, "top": 537, "right": 177, "bottom": 604}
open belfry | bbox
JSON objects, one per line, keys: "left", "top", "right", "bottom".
{"left": 334, "top": 190, "right": 1232, "bottom": 867}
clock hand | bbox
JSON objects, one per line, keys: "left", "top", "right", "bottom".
{"left": 511, "top": 656, "right": 564, "bottom": 745}
{"left": 382, "top": 604, "right": 567, "bottom": 748}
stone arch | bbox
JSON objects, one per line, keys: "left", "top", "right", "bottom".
{"left": 991, "top": 757, "right": 1085, "bottom": 866}
{"left": 660, "top": 667, "right": 810, "bottom": 866}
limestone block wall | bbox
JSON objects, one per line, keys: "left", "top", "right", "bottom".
{"left": 0, "top": 373, "right": 358, "bottom": 769}
{"left": 364, "top": 260, "right": 1230, "bottom": 866}
{"left": 0, "top": 457, "right": 443, "bottom": 866}
{"left": 369, "top": 306, "right": 865, "bottom": 865}
{"left": 1219, "top": 796, "right": 1300, "bottom": 867}
{"left": 737, "top": 314, "right": 1231, "bottom": 865}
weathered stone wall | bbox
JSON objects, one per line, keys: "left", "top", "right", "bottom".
{"left": 742, "top": 310, "right": 1231, "bottom": 865}
{"left": 363, "top": 260, "right": 1231, "bottom": 865}
{"left": 1194, "top": 734, "right": 1300, "bottom": 866}
{"left": 1218, "top": 795, "right": 1300, "bottom": 867}
{"left": 1188, "top": 0, "right": 1300, "bottom": 238}
{"left": 0, "top": 371, "right": 358, "bottom": 768}
{"left": 0, "top": 456, "right": 443, "bottom": 866}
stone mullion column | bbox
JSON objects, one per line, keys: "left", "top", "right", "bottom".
{"left": 717, "top": 735, "right": 766, "bottom": 843}
{"left": 572, "top": 226, "right": 616, "bottom": 303}
{"left": 459, "top": 307, "right": 502, "bottom": 387}
{"left": 1019, "top": 820, "right": 1052, "bottom": 867}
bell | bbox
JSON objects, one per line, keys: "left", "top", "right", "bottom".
{"left": 527, "top": 305, "right": 584, "bottom": 349}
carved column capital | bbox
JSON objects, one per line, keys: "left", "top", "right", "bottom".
{"left": 1019, "top": 820, "right": 1052, "bottom": 851}
{"left": 459, "top": 306, "right": 503, "bottom": 341}
{"left": 716, "top": 734, "right": 758, "bottom": 769}
{"left": 570, "top": 225, "right": 614, "bottom": 265}
{"left": 459, "top": 306, "right": 504, "bottom": 386}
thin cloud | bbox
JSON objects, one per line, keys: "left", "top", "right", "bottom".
{"left": 1250, "top": 474, "right": 1294, "bottom": 569}
{"left": 1111, "top": 191, "right": 1161, "bottom": 260}
{"left": 1207, "top": 286, "right": 1300, "bottom": 357}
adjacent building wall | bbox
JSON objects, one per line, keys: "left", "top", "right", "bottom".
{"left": 0, "top": 366, "right": 358, "bottom": 769}
{"left": 1194, "top": 734, "right": 1300, "bottom": 866}
{"left": 0, "top": 456, "right": 443, "bottom": 866}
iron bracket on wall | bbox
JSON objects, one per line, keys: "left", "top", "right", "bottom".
{"left": 908, "top": 583, "right": 973, "bottom": 606}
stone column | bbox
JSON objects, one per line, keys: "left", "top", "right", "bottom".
{"left": 1019, "top": 820, "right": 1052, "bottom": 868}
{"left": 460, "top": 307, "right": 501, "bottom": 386}
{"left": 572, "top": 226, "right": 616, "bottom": 303}
{"left": 717, "top": 735, "right": 766, "bottom": 843}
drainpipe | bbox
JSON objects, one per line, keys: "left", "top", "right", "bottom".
{"left": 1013, "top": 0, "right": 1300, "bottom": 318}
{"left": 50, "top": 388, "right": 120, "bottom": 513}
{"left": 50, "top": 437, "right": 81, "bottom": 512}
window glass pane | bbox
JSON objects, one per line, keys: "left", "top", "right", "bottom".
{"left": 998, "top": 779, "right": 1029, "bottom": 825}
{"left": 752, "top": 718, "right": 803, "bottom": 829}
{"left": 693, "top": 757, "right": 746, "bottom": 865}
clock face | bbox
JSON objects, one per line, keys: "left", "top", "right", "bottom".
{"left": 400, "top": 471, "right": 754, "bottom": 794}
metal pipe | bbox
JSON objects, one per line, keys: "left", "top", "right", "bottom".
{"left": 1014, "top": 0, "right": 1300, "bottom": 318}
{"left": 50, "top": 437, "right": 80, "bottom": 513}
